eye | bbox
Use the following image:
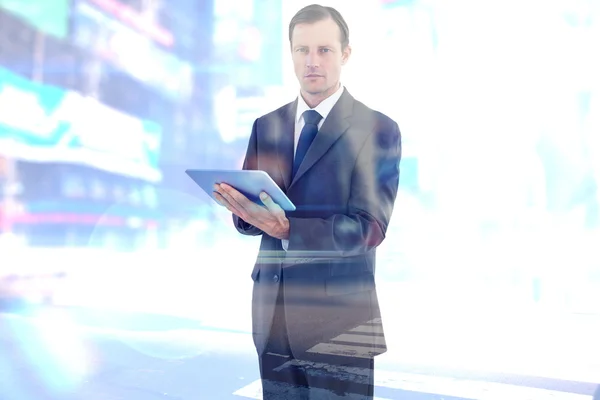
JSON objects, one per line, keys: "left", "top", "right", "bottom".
{"left": 319, "top": 48, "right": 331, "bottom": 53}
{"left": 296, "top": 48, "right": 308, "bottom": 53}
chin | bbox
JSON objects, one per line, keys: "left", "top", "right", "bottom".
{"left": 302, "top": 84, "right": 328, "bottom": 96}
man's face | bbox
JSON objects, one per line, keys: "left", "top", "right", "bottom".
{"left": 291, "top": 18, "right": 351, "bottom": 99}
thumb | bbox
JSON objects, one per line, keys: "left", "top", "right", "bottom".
{"left": 260, "top": 192, "right": 281, "bottom": 212}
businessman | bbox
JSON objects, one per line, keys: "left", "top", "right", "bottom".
{"left": 214, "top": 4, "right": 401, "bottom": 398}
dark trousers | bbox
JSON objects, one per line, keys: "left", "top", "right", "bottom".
{"left": 258, "top": 276, "right": 375, "bottom": 399}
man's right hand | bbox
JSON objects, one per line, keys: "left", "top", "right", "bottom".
{"left": 214, "top": 183, "right": 290, "bottom": 240}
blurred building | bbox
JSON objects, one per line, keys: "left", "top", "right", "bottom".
{"left": 0, "top": 0, "right": 215, "bottom": 249}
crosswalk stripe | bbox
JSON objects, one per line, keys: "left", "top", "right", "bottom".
{"left": 277, "top": 359, "right": 594, "bottom": 400}
{"left": 307, "top": 342, "right": 380, "bottom": 358}
{"left": 350, "top": 324, "right": 384, "bottom": 334}
{"left": 231, "top": 379, "right": 263, "bottom": 399}
{"left": 233, "top": 367, "right": 592, "bottom": 400}
{"left": 373, "top": 369, "right": 592, "bottom": 400}
{"left": 331, "top": 333, "right": 386, "bottom": 346}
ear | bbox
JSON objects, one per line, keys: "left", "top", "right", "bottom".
{"left": 341, "top": 45, "right": 352, "bottom": 65}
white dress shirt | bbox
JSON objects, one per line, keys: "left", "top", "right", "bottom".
{"left": 282, "top": 83, "right": 345, "bottom": 251}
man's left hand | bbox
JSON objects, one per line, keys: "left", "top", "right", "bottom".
{"left": 214, "top": 183, "right": 290, "bottom": 240}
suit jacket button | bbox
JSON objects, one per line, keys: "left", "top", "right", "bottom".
{"left": 272, "top": 274, "right": 279, "bottom": 283}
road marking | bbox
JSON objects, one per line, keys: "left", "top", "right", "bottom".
{"left": 350, "top": 324, "right": 384, "bottom": 334}
{"left": 373, "top": 369, "right": 592, "bottom": 400}
{"left": 277, "top": 359, "right": 594, "bottom": 400}
{"left": 331, "top": 333, "right": 386, "bottom": 346}
{"left": 305, "top": 320, "right": 387, "bottom": 358}
{"left": 265, "top": 352, "right": 290, "bottom": 358}
{"left": 233, "top": 366, "right": 593, "bottom": 400}
{"left": 307, "top": 342, "right": 380, "bottom": 358}
{"left": 232, "top": 379, "right": 263, "bottom": 399}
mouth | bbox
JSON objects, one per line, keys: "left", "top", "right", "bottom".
{"left": 304, "top": 74, "right": 323, "bottom": 78}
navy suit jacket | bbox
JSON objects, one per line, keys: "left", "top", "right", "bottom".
{"left": 233, "top": 88, "right": 401, "bottom": 357}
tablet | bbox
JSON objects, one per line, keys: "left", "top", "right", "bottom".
{"left": 185, "top": 169, "right": 296, "bottom": 211}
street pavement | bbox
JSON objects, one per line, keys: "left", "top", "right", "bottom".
{"left": 3, "top": 240, "right": 600, "bottom": 399}
{"left": 1, "top": 305, "right": 599, "bottom": 400}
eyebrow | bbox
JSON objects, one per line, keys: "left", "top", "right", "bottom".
{"left": 294, "top": 45, "right": 335, "bottom": 50}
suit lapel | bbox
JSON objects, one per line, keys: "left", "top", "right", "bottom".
{"left": 289, "top": 89, "right": 354, "bottom": 189}
{"left": 274, "top": 100, "right": 296, "bottom": 190}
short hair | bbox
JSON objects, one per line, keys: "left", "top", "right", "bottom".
{"left": 288, "top": 4, "right": 350, "bottom": 49}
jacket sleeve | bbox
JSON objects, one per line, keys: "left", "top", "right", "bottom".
{"left": 232, "top": 118, "right": 264, "bottom": 236}
{"left": 286, "top": 122, "right": 401, "bottom": 258}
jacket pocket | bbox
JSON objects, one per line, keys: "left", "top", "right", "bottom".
{"left": 328, "top": 253, "right": 373, "bottom": 277}
{"left": 325, "top": 272, "right": 375, "bottom": 296}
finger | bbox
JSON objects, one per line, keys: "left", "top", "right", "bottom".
{"left": 220, "top": 183, "right": 250, "bottom": 205}
{"left": 219, "top": 185, "right": 261, "bottom": 222}
{"left": 219, "top": 183, "right": 247, "bottom": 202}
{"left": 214, "top": 192, "right": 243, "bottom": 216}
{"left": 220, "top": 184, "right": 263, "bottom": 217}
{"left": 214, "top": 184, "right": 234, "bottom": 206}
{"left": 213, "top": 184, "right": 227, "bottom": 203}
{"left": 214, "top": 184, "right": 258, "bottom": 223}
{"left": 213, "top": 191, "right": 231, "bottom": 209}
{"left": 259, "top": 192, "right": 283, "bottom": 214}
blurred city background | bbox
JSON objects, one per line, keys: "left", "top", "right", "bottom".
{"left": 1, "top": 0, "right": 600, "bottom": 399}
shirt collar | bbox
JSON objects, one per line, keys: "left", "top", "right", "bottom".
{"left": 295, "top": 83, "right": 344, "bottom": 124}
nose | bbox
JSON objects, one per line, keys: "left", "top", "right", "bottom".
{"left": 305, "top": 51, "right": 319, "bottom": 68}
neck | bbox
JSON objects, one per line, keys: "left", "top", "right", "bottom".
{"left": 301, "top": 82, "right": 341, "bottom": 108}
